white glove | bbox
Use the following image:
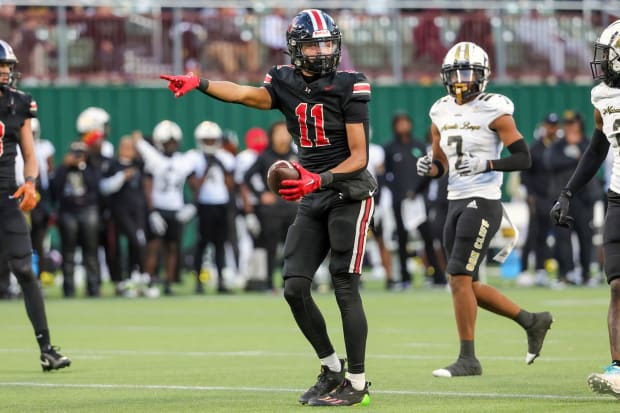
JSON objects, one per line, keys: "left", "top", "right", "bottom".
{"left": 148, "top": 211, "right": 167, "bottom": 236}
{"left": 456, "top": 154, "right": 489, "bottom": 176}
{"left": 416, "top": 154, "right": 432, "bottom": 176}
{"left": 176, "top": 204, "right": 197, "bottom": 224}
{"left": 245, "top": 213, "right": 261, "bottom": 238}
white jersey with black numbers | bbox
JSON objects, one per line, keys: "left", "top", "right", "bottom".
{"left": 591, "top": 82, "right": 620, "bottom": 195}
{"left": 137, "top": 140, "right": 198, "bottom": 211}
{"left": 194, "top": 149, "right": 236, "bottom": 205}
{"left": 430, "top": 92, "right": 514, "bottom": 200}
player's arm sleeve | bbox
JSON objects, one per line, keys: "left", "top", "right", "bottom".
{"left": 99, "top": 171, "right": 126, "bottom": 195}
{"left": 489, "top": 139, "right": 531, "bottom": 172}
{"left": 565, "top": 128, "right": 610, "bottom": 194}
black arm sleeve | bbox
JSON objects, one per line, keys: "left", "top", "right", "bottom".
{"left": 565, "top": 128, "right": 610, "bottom": 194}
{"left": 489, "top": 139, "right": 531, "bottom": 172}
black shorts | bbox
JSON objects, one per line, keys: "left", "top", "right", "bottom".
{"left": 604, "top": 191, "right": 620, "bottom": 283}
{"left": 0, "top": 192, "right": 32, "bottom": 259}
{"left": 443, "top": 197, "right": 502, "bottom": 280}
{"left": 147, "top": 209, "right": 183, "bottom": 242}
{"left": 282, "top": 190, "right": 374, "bottom": 279}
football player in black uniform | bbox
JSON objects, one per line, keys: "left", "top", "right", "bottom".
{"left": 162, "top": 9, "right": 374, "bottom": 406}
{"left": 0, "top": 40, "right": 70, "bottom": 371}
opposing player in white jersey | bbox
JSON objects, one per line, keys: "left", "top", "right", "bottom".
{"left": 190, "top": 120, "right": 236, "bottom": 294}
{"left": 550, "top": 20, "right": 620, "bottom": 398}
{"left": 135, "top": 120, "right": 197, "bottom": 295}
{"left": 417, "top": 42, "right": 552, "bottom": 377}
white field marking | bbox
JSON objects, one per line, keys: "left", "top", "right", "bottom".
{"left": 0, "top": 382, "right": 605, "bottom": 401}
{"left": 0, "top": 348, "right": 598, "bottom": 362}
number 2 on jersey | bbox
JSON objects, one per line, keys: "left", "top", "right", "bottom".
{"left": 295, "top": 103, "right": 330, "bottom": 148}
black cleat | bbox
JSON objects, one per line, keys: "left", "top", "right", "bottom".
{"left": 308, "top": 379, "right": 371, "bottom": 406}
{"left": 40, "top": 346, "right": 71, "bottom": 372}
{"left": 525, "top": 311, "right": 553, "bottom": 365}
{"left": 432, "top": 357, "right": 482, "bottom": 377}
{"left": 298, "top": 359, "right": 345, "bottom": 405}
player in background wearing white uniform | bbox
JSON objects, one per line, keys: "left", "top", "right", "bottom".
{"left": 135, "top": 121, "right": 197, "bottom": 295}
{"left": 235, "top": 127, "right": 268, "bottom": 283}
{"left": 417, "top": 42, "right": 553, "bottom": 377}
{"left": 189, "top": 121, "right": 236, "bottom": 294}
{"left": 550, "top": 20, "right": 620, "bottom": 398}
{"left": 366, "top": 135, "right": 393, "bottom": 287}
{"left": 29, "top": 118, "right": 55, "bottom": 277}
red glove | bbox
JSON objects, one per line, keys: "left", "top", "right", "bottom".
{"left": 12, "top": 180, "right": 37, "bottom": 212}
{"left": 160, "top": 72, "right": 200, "bottom": 98}
{"left": 279, "top": 161, "right": 322, "bottom": 201}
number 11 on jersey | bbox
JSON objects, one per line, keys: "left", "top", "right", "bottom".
{"left": 295, "top": 103, "right": 330, "bottom": 148}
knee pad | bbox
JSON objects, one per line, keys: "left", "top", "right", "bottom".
{"left": 283, "top": 277, "right": 311, "bottom": 305}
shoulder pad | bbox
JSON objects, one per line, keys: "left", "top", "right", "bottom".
{"left": 476, "top": 93, "right": 514, "bottom": 116}
{"left": 429, "top": 96, "right": 451, "bottom": 118}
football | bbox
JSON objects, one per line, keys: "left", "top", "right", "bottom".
{"left": 267, "top": 160, "right": 300, "bottom": 194}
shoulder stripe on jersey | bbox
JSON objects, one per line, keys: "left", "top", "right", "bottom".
{"left": 307, "top": 9, "right": 327, "bottom": 33}
{"left": 353, "top": 82, "right": 371, "bottom": 94}
{"left": 30, "top": 100, "right": 38, "bottom": 112}
{"left": 263, "top": 74, "right": 272, "bottom": 84}
{"left": 482, "top": 93, "right": 494, "bottom": 101}
{"left": 477, "top": 93, "right": 486, "bottom": 100}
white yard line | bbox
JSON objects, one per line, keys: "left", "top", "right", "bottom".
{"left": 0, "top": 347, "right": 598, "bottom": 362}
{"left": 0, "top": 381, "right": 605, "bottom": 401}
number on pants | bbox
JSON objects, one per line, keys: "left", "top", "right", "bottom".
{"left": 295, "top": 103, "right": 330, "bottom": 148}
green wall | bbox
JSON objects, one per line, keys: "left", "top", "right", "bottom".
{"left": 25, "top": 83, "right": 594, "bottom": 159}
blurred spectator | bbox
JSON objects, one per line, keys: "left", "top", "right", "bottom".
{"left": 412, "top": 11, "right": 447, "bottom": 69}
{"left": 136, "top": 121, "right": 197, "bottom": 296}
{"left": 202, "top": 8, "right": 259, "bottom": 77}
{"left": 455, "top": 10, "right": 494, "bottom": 69}
{"left": 52, "top": 141, "right": 101, "bottom": 297}
{"left": 546, "top": 110, "right": 602, "bottom": 286}
{"left": 99, "top": 136, "right": 147, "bottom": 291}
{"left": 13, "top": 13, "right": 50, "bottom": 82}
{"left": 243, "top": 121, "right": 297, "bottom": 292}
{"left": 515, "top": 10, "right": 589, "bottom": 79}
{"left": 87, "top": 7, "right": 126, "bottom": 80}
{"left": 520, "top": 113, "right": 561, "bottom": 286}
{"left": 259, "top": 8, "right": 288, "bottom": 67}
{"left": 190, "top": 121, "right": 236, "bottom": 294}
{"left": 384, "top": 112, "right": 446, "bottom": 288}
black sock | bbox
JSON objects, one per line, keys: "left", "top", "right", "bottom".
{"left": 36, "top": 329, "right": 51, "bottom": 352}
{"left": 459, "top": 340, "right": 475, "bottom": 359}
{"left": 514, "top": 310, "right": 535, "bottom": 329}
{"left": 613, "top": 360, "right": 620, "bottom": 367}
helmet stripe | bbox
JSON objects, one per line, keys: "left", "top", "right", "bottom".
{"left": 308, "top": 9, "right": 326, "bottom": 32}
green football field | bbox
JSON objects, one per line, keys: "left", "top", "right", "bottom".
{"left": 0, "top": 276, "right": 617, "bottom": 412}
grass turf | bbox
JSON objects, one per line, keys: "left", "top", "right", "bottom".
{"left": 0, "top": 276, "right": 617, "bottom": 412}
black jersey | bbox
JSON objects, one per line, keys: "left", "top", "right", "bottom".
{"left": 263, "top": 65, "right": 371, "bottom": 174}
{"left": 0, "top": 86, "right": 37, "bottom": 192}
{"left": 103, "top": 159, "right": 146, "bottom": 212}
